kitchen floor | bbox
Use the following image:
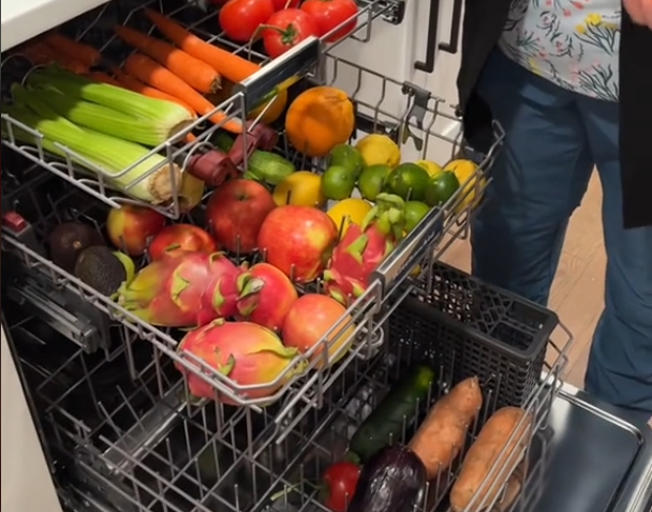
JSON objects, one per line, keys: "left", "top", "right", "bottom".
{"left": 441, "top": 172, "right": 605, "bottom": 390}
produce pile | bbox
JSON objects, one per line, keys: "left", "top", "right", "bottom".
{"left": 4, "top": 0, "right": 367, "bottom": 202}
{"left": 8, "top": 5, "right": 485, "bottom": 408}
{"left": 313, "top": 371, "right": 532, "bottom": 512}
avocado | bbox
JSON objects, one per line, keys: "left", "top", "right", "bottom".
{"left": 49, "top": 222, "right": 105, "bottom": 273}
{"left": 74, "top": 246, "right": 127, "bottom": 297}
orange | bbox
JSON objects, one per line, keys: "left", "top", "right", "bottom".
{"left": 285, "top": 86, "right": 355, "bottom": 158}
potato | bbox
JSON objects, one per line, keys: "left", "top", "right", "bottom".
{"left": 450, "top": 407, "right": 532, "bottom": 512}
{"left": 409, "top": 376, "right": 483, "bottom": 480}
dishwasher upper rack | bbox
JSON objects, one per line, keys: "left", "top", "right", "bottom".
{"left": 0, "top": 0, "right": 402, "bottom": 220}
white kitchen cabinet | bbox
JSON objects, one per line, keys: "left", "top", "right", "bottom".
{"left": 412, "top": 0, "right": 465, "bottom": 165}
{"left": 1, "top": 326, "right": 63, "bottom": 512}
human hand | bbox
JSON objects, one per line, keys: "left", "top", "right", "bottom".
{"left": 623, "top": 0, "right": 652, "bottom": 28}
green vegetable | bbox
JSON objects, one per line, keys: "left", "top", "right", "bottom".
{"left": 245, "top": 151, "right": 296, "bottom": 185}
{"left": 212, "top": 132, "right": 295, "bottom": 185}
{"left": 25, "top": 66, "right": 193, "bottom": 146}
{"left": 348, "top": 364, "right": 435, "bottom": 464}
{"left": 6, "top": 84, "right": 181, "bottom": 204}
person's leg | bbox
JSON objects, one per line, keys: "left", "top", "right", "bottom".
{"left": 471, "top": 51, "right": 595, "bottom": 306}
{"left": 579, "top": 97, "right": 652, "bottom": 417}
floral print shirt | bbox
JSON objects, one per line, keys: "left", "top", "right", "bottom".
{"left": 498, "top": 0, "right": 621, "bottom": 101}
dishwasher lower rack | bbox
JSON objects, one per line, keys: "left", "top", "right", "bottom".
{"left": 4, "top": 276, "right": 555, "bottom": 512}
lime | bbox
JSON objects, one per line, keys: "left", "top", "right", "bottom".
{"left": 385, "top": 163, "right": 430, "bottom": 201}
{"left": 404, "top": 201, "right": 431, "bottom": 233}
{"left": 327, "top": 198, "right": 373, "bottom": 238}
{"left": 424, "top": 171, "right": 460, "bottom": 207}
{"left": 355, "top": 134, "right": 401, "bottom": 168}
{"left": 358, "top": 164, "right": 391, "bottom": 201}
{"left": 322, "top": 165, "right": 357, "bottom": 200}
{"left": 416, "top": 160, "right": 443, "bottom": 177}
{"left": 329, "top": 144, "right": 365, "bottom": 179}
{"left": 273, "top": 171, "right": 326, "bottom": 207}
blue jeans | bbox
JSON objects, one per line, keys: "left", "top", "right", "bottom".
{"left": 472, "top": 50, "right": 652, "bottom": 417}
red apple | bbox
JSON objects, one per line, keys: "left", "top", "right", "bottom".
{"left": 206, "top": 179, "right": 276, "bottom": 254}
{"left": 148, "top": 224, "right": 218, "bottom": 261}
{"left": 282, "top": 293, "right": 356, "bottom": 368}
{"left": 237, "top": 262, "right": 299, "bottom": 332}
{"left": 107, "top": 205, "right": 166, "bottom": 257}
{"left": 257, "top": 205, "right": 338, "bottom": 283}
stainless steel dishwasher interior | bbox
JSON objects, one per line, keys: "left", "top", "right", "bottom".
{"left": 533, "top": 384, "right": 652, "bottom": 512}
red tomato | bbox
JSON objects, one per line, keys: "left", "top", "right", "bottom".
{"left": 301, "top": 0, "right": 359, "bottom": 42}
{"left": 219, "top": 0, "right": 275, "bottom": 42}
{"left": 322, "top": 461, "right": 360, "bottom": 512}
{"left": 262, "top": 9, "right": 319, "bottom": 58}
{"left": 272, "top": 0, "right": 301, "bottom": 10}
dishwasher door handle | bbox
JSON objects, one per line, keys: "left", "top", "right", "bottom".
{"left": 414, "top": 0, "right": 441, "bottom": 73}
{"left": 438, "top": 0, "right": 463, "bottom": 54}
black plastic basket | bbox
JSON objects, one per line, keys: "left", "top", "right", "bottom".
{"left": 387, "top": 262, "right": 558, "bottom": 408}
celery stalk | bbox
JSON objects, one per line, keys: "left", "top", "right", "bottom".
{"left": 6, "top": 92, "right": 182, "bottom": 204}
{"left": 26, "top": 66, "right": 193, "bottom": 145}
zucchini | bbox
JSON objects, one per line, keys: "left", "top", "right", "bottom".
{"left": 212, "top": 132, "right": 296, "bottom": 185}
{"left": 348, "top": 364, "right": 435, "bottom": 464}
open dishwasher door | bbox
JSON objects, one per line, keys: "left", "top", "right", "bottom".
{"left": 1, "top": 325, "right": 63, "bottom": 512}
{"left": 533, "top": 381, "right": 652, "bottom": 512}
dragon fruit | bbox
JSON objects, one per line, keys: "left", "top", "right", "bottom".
{"left": 175, "top": 319, "right": 307, "bottom": 405}
{"left": 117, "top": 251, "right": 264, "bottom": 327}
{"left": 324, "top": 193, "right": 406, "bottom": 306}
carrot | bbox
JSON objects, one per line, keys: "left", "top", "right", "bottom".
{"left": 111, "top": 67, "right": 196, "bottom": 117}
{"left": 124, "top": 53, "right": 242, "bottom": 133}
{"left": 43, "top": 33, "right": 102, "bottom": 67}
{"left": 88, "top": 71, "right": 122, "bottom": 86}
{"left": 21, "top": 42, "right": 89, "bottom": 74}
{"left": 144, "top": 8, "right": 261, "bottom": 83}
{"left": 114, "top": 25, "right": 221, "bottom": 94}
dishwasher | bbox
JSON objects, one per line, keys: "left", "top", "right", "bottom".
{"left": 1, "top": 1, "right": 651, "bottom": 512}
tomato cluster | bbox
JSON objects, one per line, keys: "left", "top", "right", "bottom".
{"left": 215, "top": 0, "right": 360, "bottom": 58}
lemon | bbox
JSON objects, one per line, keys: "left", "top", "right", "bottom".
{"left": 444, "top": 159, "right": 485, "bottom": 213}
{"left": 327, "top": 198, "right": 373, "bottom": 238}
{"left": 355, "top": 134, "right": 401, "bottom": 168}
{"left": 416, "top": 160, "right": 444, "bottom": 177}
{"left": 273, "top": 171, "right": 326, "bottom": 207}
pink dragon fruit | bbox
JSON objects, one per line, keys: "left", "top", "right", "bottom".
{"left": 175, "top": 319, "right": 307, "bottom": 405}
{"left": 324, "top": 193, "right": 406, "bottom": 306}
{"left": 117, "top": 251, "right": 264, "bottom": 327}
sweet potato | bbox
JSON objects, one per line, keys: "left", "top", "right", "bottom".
{"left": 409, "top": 376, "right": 483, "bottom": 480}
{"left": 492, "top": 459, "right": 527, "bottom": 512}
{"left": 449, "top": 406, "right": 532, "bottom": 512}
